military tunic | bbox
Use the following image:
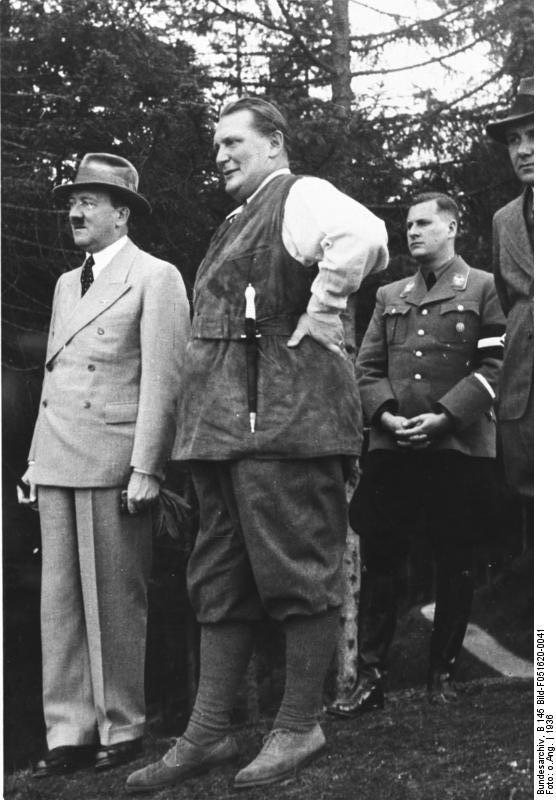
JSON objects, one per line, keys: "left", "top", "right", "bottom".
{"left": 357, "top": 257, "right": 505, "bottom": 457}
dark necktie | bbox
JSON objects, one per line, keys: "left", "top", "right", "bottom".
{"left": 424, "top": 271, "right": 437, "bottom": 291}
{"left": 81, "top": 255, "right": 95, "bottom": 296}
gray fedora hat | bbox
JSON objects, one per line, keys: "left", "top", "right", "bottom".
{"left": 53, "top": 153, "right": 152, "bottom": 215}
{"left": 486, "top": 77, "right": 534, "bottom": 143}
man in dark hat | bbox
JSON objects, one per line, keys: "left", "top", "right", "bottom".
{"left": 486, "top": 77, "right": 534, "bottom": 499}
{"left": 19, "top": 153, "right": 190, "bottom": 775}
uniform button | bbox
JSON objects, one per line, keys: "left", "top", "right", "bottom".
{"left": 421, "top": 309, "right": 429, "bottom": 315}
{"left": 457, "top": 304, "right": 464, "bottom": 311}
{"left": 42, "top": 399, "right": 48, "bottom": 407}
{"left": 97, "top": 327, "right": 105, "bottom": 335}
{"left": 83, "top": 401, "right": 91, "bottom": 409}
{"left": 414, "top": 373, "right": 422, "bottom": 380}
{"left": 46, "top": 363, "right": 53, "bottom": 371}
{"left": 87, "top": 364, "right": 96, "bottom": 372}
{"left": 417, "top": 329, "right": 425, "bottom": 336}
{"left": 415, "top": 350, "right": 423, "bottom": 357}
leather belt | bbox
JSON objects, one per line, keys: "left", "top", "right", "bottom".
{"left": 192, "top": 314, "right": 299, "bottom": 340}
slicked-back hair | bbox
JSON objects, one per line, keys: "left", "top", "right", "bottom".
{"left": 409, "top": 191, "right": 460, "bottom": 224}
{"left": 220, "top": 96, "right": 291, "bottom": 155}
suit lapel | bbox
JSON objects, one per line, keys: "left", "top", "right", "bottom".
{"left": 48, "top": 240, "right": 138, "bottom": 363}
{"left": 502, "top": 193, "right": 534, "bottom": 278}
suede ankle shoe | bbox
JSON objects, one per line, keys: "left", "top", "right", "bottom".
{"left": 233, "top": 724, "right": 325, "bottom": 789}
{"left": 125, "top": 735, "right": 238, "bottom": 794}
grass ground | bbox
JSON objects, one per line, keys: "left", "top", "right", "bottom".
{"left": 4, "top": 677, "right": 532, "bottom": 800}
{"left": 4, "top": 547, "right": 533, "bottom": 799}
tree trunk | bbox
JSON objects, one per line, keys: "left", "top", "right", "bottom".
{"left": 335, "top": 481, "right": 361, "bottom": 697}
{"left": 331, "top": 0, "right": 353, "bottom": 117}
{"left": 335, "top": 292, "right": 361, "bottom": 697}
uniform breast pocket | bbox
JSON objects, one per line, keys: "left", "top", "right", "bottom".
{"left": 437, "top": 301, "right": 480, "bottom": 344}
{"left": 383, "top": 304, "right": 411, "bottom": 345}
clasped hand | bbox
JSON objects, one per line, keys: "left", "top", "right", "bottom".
{"left": 381, "top": 410, "right": 451, "bottom": 449}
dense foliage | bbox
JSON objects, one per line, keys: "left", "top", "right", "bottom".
{"left": 1, "top": 0, "right": 216, "bottom": 348}
{"left": 1, "top": 0, "right": 534, "bottom": 356}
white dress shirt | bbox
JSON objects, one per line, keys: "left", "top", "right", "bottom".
{"left": 86, "top": 235, "right": 129, "bottom": 278}
{"left": 228, "top": 169, "right": 389, "bottom": 322}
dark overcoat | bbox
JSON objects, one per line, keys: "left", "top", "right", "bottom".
{"left": 492, "top": 191, "right": 533, "bottom": 495}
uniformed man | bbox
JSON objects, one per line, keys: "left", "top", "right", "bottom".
{"left": 126, "top": 97, "right": 388, "bottom": 792}
{"left": 328, "top": 191, "right": 505, "bottom": 716}
{"left": 486, "top": 77, "right": 533, "bottom": 501}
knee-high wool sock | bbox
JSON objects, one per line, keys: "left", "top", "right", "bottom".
{"left": 273, "top": 608, "right": 340, "bottom": 732}
{"left": 183, "top": 622, "right": 255, "bottom": 747}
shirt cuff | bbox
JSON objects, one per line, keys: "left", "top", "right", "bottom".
{"left": 306, "top": 302, "right": 343, "bottom": 324}
{"left": 132, "top": 467, "right": 157, "bottom": 478}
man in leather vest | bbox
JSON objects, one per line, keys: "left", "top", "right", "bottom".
{"left": 486, "top": 77, "right": 534, "bottom": 502}
{"left": 127, "top": 97, "right": 388, "bottom": 793}
{"left": 327, "top": 192, "right": 505, "bottom": 717}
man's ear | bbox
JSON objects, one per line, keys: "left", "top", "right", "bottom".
{"left": 448, "top": 218, "right": 457, "bottom": 238}
{"left": 268, "top": 129, "right": 284, "bottom": 157}
{"left": 115, "top": 206, "right": 131, "bottom": 227}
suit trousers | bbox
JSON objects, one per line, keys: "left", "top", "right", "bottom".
{"left": 38, "top": 486, "right": 152, "bottom": 748}
{"left": 350, "top": 450, "right": 496, "bottom": 677}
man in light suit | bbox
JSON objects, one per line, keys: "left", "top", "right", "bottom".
{"left": 486, "top": 77, "right": 533, "bottom": 500}
{"left": 20, "top": 153, "right": 190, "bottom": 776}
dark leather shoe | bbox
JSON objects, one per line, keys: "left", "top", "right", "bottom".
{"left": 427, "top": 670, "right": 458, "bottom": 704}
{"left": 326, "top": 674, "right": 385, "bottom": 719}
{"left": 95, "top": 738, "right": 143, "bottom": 771}
{"left": 33, "top": 745, "right": 97, "bottom": 778}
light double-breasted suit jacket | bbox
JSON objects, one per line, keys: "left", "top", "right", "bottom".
{"left": 29, "top": 239, "right": 190, "bottom": 487}
{"left": 492, "top": 191, "right": 534, "bottom": 422}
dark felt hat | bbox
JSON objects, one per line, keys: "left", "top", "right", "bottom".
{"left": 53, "top": 153, "right": 151, "bottom": 215}
{"left": 486, "top": 77, "right": 534, "bottom": 143}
